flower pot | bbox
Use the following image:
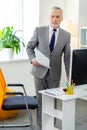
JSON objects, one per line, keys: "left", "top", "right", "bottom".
{"left": 0, "top": 48, "right": 14, "bottom": 61}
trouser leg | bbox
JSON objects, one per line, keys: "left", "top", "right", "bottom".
{"left": 34, "top": 71, "right": 60, "bottom": 129}
{"left": 34, "top": 76, "right": 48, "bottom": 129}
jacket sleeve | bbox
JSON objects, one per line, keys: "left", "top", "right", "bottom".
{"left": 63, "top": 33, "right": 71, "bottom": 78}
{"left": 26, "top": 27, "right": 39, "bottom": 62}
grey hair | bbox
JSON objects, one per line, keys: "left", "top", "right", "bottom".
{"left": 51, "top": 6, "right": 63, "bottom": 14}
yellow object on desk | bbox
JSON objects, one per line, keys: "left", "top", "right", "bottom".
{"left": 66, "top": 85, "right": 74, "bottom": 95}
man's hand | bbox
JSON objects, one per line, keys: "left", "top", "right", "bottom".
{"left": 32, "top": 59, "right": 41, "bottom": 66}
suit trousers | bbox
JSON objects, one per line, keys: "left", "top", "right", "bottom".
{"left": 34, "top": 69, "right": 60, "bottom": 129}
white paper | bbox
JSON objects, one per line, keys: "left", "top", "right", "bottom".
{"left": 35, "top": 49, "right": 51, "bottom": 69}
{"left": 45, "top": 88, "right": 65, "bottom": 96}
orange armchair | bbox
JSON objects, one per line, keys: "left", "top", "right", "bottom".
{"left": 0, "top": 68, "right": 38, "bottom": 129}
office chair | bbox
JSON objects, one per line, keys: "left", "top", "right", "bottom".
{"left": 0, "top": 68, "right": 38, "bottom": 129}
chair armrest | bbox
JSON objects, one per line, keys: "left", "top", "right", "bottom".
{"left": 7, "top": 83, "right": 24, "bottom": 87}
{"left": 7, "top": 83, "right": 28, "bottom": 96}
{"left": 5, "top": 92, "right": 23, "bottom": 96}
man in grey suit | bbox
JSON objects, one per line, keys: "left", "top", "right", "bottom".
{"left": 26, "top": 6, "right": 71, "bottom": 130}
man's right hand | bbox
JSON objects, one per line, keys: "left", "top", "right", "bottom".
{"left": 32, "top": 59, "right": 41, "bottom": 66}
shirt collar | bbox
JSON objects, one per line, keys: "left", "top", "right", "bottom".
{"left": 49, "top": 25, "right": 59, "bottom": 32}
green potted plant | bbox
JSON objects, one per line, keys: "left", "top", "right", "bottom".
{"left": 0, "top": 26, "right": 25, "bottom": 54}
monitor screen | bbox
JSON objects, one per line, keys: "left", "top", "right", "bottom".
{"left": 69, "top": 49, "right": 87, "bottom": 86}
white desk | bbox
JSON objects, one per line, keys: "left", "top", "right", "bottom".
{"left": 39, "top": 88, "right": 87, "bottom": 130}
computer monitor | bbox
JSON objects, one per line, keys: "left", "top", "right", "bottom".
{"left": 69, "top": 49, "right": 87, "bottom": 86}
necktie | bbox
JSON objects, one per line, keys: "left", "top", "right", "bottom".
{"left": 49, "top": 29, "right": 57, "bottom": 53}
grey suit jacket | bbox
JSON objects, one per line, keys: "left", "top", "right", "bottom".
{"left": 26, "top": 26, "right": 71, "bottom": 82}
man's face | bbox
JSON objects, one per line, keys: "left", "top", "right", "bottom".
{"left": 50, "top": 9, "right": 63, "bottom": 29}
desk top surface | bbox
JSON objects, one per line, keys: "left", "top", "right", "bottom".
{"left": 39, "top": 87, "right": 87, "bottom": 101}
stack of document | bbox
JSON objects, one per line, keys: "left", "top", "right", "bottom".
{"left": 45, "top": 88, "right": 65, "bottom": 96}
{"left": 35, "top": 49, "right": 51, "bottom": 69}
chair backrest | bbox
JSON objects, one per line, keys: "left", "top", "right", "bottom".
{"left": 0, "top": 82, "right": 18, "bottom": 121}
{"left": 0, "top": 68, "right": 15, "bottom": 99}
{"left": 0, "top": 68, "right": 6, "bottom": 90}
{"left": 0, "top": 81, "right": 4, "bottom": 109}
{"left": 0, "top": 68, "right": 18, "bottom": 120}
{"left": 0, "top": 68, "right": 6, "bottom": 109}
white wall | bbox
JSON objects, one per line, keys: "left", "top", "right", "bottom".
{"left": 0, "top": 60, "right": 35, "bottom": 96}
{"left": 39, "top": 0, "right": 64, "bottom": 26}
{"left": 79, "top": 0, "right": 87, "bottom": 27}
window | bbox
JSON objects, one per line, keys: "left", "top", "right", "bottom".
{"left": 0, "top": 0, "right": 39, "bottom": 61}
{"left": 23, "top": 0, "right": 39, "bottom": 58}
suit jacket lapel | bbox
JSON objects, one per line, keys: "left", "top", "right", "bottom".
{"left": 54, "top": 28, "right": 63, "bottom": 50}
{"left": 44, "top": 26, "right": 50, "bottom": 56}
